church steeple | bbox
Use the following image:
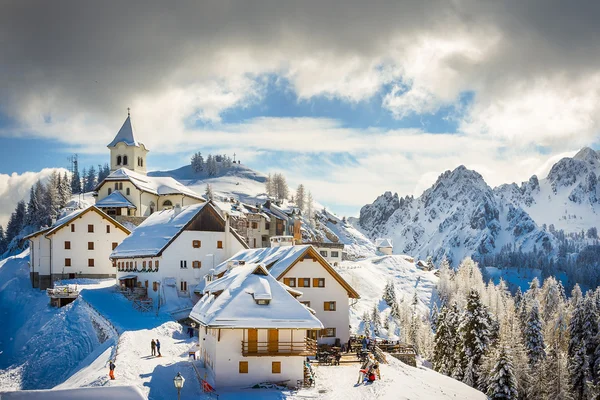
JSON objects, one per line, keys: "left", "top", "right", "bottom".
{"left": 108, "top": 110, "right": 149, "bottom": 175}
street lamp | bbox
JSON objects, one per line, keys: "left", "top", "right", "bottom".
{"left": 173, "top": 372, "right": 185, "bottom": 400}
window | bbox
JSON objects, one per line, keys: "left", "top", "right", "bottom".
{"left": 256, "top": 299, "right": 270, "bottom": 305}
{"left": 313, "top": 278, "right": 325, "bottom": 288}
{"left": 155, "top": 260, "right": 159, "bottom": 269}
{"left": 239, "top": 361, "right": 248, "bottom": 374}
{"left": 119, "top": 182, "right": 123, "bottom": 190}
{"left": 88, "top": 224, "right": 94, "bottom": 233}
{"left": 88, "top": 259, "right": 95, "bottom": 267}
{"left": 65, "top": 258, "right": 71, "bottom": 267}
{"left": 71, "top": 224, "right": 75, "bottom": 232}
{"left": 180, "top": 281, "right": 187, "bottom": 291}
{"left": 283, "top": 278, "right": 296, "bottom": 287}
{"left": 88, "top": 242, "right": 94, "bottom": 250}
{"left": 252, "top": 222, "right": 258, "bottom": 229}
{"left": 217, "top": 241, "right": 223, "bottom": 249}
{"left": 142, "top": 261, "right": 146, "bottom": 269}
{"left": 324, "top": 301, "right": 336, "bottom": 311}
{"left": 123, "top": 155, "right": 128, "bottom": 165}
{"left": 114, "top": 182, "right": 119, "bottom": 190}
{"left": 297, "top": 278, "right": 311, "bottom": 288}
{"left": 64, "top": 241, "right": 71, "bottom": 250}
{"left": 265, "top": 222, "right": 270, "bottom": 230}
{"left": 180, "top": 260, "right": 187, "bottom": 269}
{"left": 320, "top": 250, "right": 328, "bottom": 257}
{"left": 301, "top": 301, "right": 311, "bottom": 307}
{"left": 145, "top": 280, "right": 148, "bottom": 288}
{"left": 163, "top": 200, "right": 173, "bottom": 208}
{"left": 331, "top": 251, "right": 339, "bottom": 258}
{"left": 272, "top": 362, "right": 281, "bottom": 374}
{"left": 192, "top": 261, "right": 201, "bottom": 269}
{"left": 106, "top": 225, "right": 111, "bottom": 233}
{"left": 112, "top": 242, "right": 118, "bottom": 250}
{"left": 192, "top": 240, "right": 201, "bottom": 248}
{"left": 117, "top": 155, "right": 122, "bottom": 165}
{"left": 153, "top": 282, "right": 158, "bottom": 292}
{"left": 322, "top": 328, "right": 336, "bottom": 337}
{"left": 108, "top": 188, "right": 112, "bottom": 195}
{"left": 126, "top": 188, "right": 130, "bottom": 196}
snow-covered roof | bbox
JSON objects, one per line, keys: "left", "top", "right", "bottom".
{"left": 107, "top": 115, "right": 144, "bottom": 148}
{"left": 376, "top": 238, "right": 393, "bottom": 248}
{"left": 95, "top": 191, "right": 137, "bottom": 209}
{"left": 214, "top": 244, "right": 360, "bottom": 298}
{"left": 0, "top": 386, "right": 147, "bottom": 400}
{"left": 111, "top": 202, "right": 248, "bottom": 258}
{"left": 98, "top": 168, "right": 203, "bottom": 200}
{"left": 189, "top": 263, "right": 323, "bottom": 329}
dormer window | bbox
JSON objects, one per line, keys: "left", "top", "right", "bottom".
{"left": 117, "top": 155, "right": 122, "bottom": 165}
{"left": 256, "top": 299, "right": 270, "bottom": 305}
{"left": 123, "top": 155, "right": 128, "bottom": 165}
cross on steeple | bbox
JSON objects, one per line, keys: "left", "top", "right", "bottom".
{"left": 127, "top": 107, "right": 130, "bottom": 117}
{"left": 233, "top": 152, "right": 236, "bottom": 162}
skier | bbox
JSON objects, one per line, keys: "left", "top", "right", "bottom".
{"left": 108, "top": 360, "right": 115, "bottom": 380}
{"left": 357, "top": 354, "right": 375, "bottom": 384}
{"left": 151, "top": 339, "right": 156, "bottom": 356}
{"left": 156, "top": 339, "right": 161, "bottom": 357}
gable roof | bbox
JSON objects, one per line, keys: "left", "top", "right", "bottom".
{"left": 95, "top": 190, "right": 137, "bottom": 209}
{"left": 376, "top": 238, "right": 393, "bottom": 248}
{"left": 189, "top": 263, "right": 323, "bottom": 329}
{"left": 25, "top": 206, "right": 131, "bottom": 240}
{"left": 110, "top": 202, "right": 249, "bottom": 259}
{"left": 107, "top": 115, "right": 144, "bottom": 148}
{"left": 215, "top": 245, "right": 360, "bottom": 299}
{"left": 96, "top": 168, "right": 204, "bottom": 200}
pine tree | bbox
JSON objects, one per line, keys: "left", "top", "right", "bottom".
{"left": 487, "top": 346, "right": 519, "bottom": 399}
{"left": 306, "top": 191, "right": 314, "bottom": 227}
{"left": 426, "top": 255, "right": 435, "bottom": 271}
{"left": 382, "top": 280, "right": 397, "bottom": 307}
{"left": 25, "top": 185, "right": 41, "bottom": 228}
{"left": 85, "top": 166, "right": 97, "bottom": 192}
{"left": 581, "top": 295, "right": 599, "bottom": 379}
{"left": 0, "top": 226, "right": 7, "bottom": 255}
{"left": 6, "top": 200, "right": 26, "bottom": 244}
{"left": 43, "top": 172, "right": 60, "bottom": 223}
{"left": 457, "top": 290, "right": 491, "bottom": 389}
{"left": 362, "top": 311, "right": 372, "bottom": 336}
{"left": 296, "top": 184, "right": 306, "bottom": 212}
{"left": 71, "top": 163, "right": 81, "bottom": 194}
{"left": 390, "top": 301, "right": 401, "bottom": 321}
{"left": 570, "top": 344, "right": 590, "bottom": 400}
{"left": 205, "top": 184, "right": 214, "bottom": 201}
{"left": 525, "top": 301, "right": 546, "bottom": 367}
{"left": 372, "top": 305, "right": 382, "bottom": 336}
{"left": 431, "top": 303, "right": 439, "bottom": 334}
{"left": 81, "top": 167, "right": 87, "bottom": 193}
{"left": 433, "top": 305, "right": 457, "bottom": 375}
{"left": 59, "top": 171, "right": 72, "bottom": 207}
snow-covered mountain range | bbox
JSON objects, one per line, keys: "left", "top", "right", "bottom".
{"left": 356, "top": 147, "right": 600, "bottom": 265}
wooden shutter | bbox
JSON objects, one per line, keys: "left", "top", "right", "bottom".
{"left": 298, "top": 279, "right": 304, "bottom": 288}
{"left": 272, "top": 361, "right": 281, "bottom": 374}
{"left": 239, "top": 361, "right": 248, "bottom": 373}
{"left": 268, "top": 329, "right": 279, "bottom": 353}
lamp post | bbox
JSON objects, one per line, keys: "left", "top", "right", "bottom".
{"left": 173, "top": 372, "right": 185, "bottom": 400}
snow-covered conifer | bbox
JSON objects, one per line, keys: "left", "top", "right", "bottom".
{"left": 433, "top": 305, "right": 457, "bottom": 375}
{"left": 372, "top": 305, "right": 382, "bottom": 336}
{"left": 295, "top": 184, "right": 306, "bottom": 212}
{"left": 525, "top": 301, "right": 546, "bottom": 367}
{"left": 382, "top": 280, "right": 397, "bottom": 307}
{"left": 205, "top": 184, "right": 214, "bottom": 201}
{"left": 362, "top": 311, "right": 371, "bottom": 336}
{"left": 487, "top": 346, "right": 518, "bottom": 399}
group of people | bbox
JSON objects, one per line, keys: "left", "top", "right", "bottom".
{"left": 151, "top": 339, "right": 161, "bottom": 357}
{"left": 357, "top": 354, "right": 381, "bottom": 384}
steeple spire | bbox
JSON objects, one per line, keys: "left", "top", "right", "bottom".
{"left": 127, "top": 107, "right": 130, "bottom": 117}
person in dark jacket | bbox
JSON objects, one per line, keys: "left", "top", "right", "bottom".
{"left": 151, "top": 339, "right": 156, "bottom": 356}
{"left": 156, "top": 339, "right": 161, "bottom": 357}
{"left": 108, "top": 360, "right": 115, "bottom": 380}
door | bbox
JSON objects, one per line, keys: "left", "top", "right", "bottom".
{"left": 68, "top": 273, "right": 76, "bottom": 279}
{"left": 268, "top": 329, "right": 279, "bottom": 353}
{"left": 248, "top": 329, "right": 258, "bottom": 353}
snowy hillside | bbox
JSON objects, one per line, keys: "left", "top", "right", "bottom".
{"left": 357, "top": 165, "right": 556, "bottom": 266}
{"left": 149, "top": 162, "right": 268, "bottom": 206}
{"left": 495, "top": 147, "right": 600, "bottom": 234}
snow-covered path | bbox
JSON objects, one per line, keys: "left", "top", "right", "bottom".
{"left": 57, "top": 280, "right": 203, "bottom": 400}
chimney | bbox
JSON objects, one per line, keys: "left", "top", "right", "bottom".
{"left": 174, "top": 203, "right": 182, "bottom": 216}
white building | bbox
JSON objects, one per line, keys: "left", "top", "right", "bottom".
{"left": 110, "top": 202, "right": 248, "bottom": 309}
{"left": 304, "top": 242, "right": 344, "bottom": 266}
{"left": 94, "top": 112, "right": 205, "bottom": 218}
{"left": 190, "top": 263, "right": 322, "bottom": 389}
{"left": 25, "top": 206, "right": 131, "bottom": 290}
{"left": 376, "top": 238, "right": 393, "bottom": 255}
{"left": 212, "top": 244, "right": 359, "bottom": 345}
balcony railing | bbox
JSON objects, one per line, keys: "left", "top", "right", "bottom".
{"left": 241, "top": 337, "right": 317, "bottom": 357}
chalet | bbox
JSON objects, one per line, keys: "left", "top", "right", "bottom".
{"left": 262, "top": 200, "right": 295, "bottom": 237}
{"left": 110, "top": 202, "right": 249, "bottom": 308}
{"left": 94, "top": 112, "right": 204, "bottom": 218}
{"left": 24, "top": 206, "right": 131, "bottom": 290}
{"left": 376, "top": 238, "right": 393, "bottom": 255}
{"left": 304, "top": 242, "right": 344, "bottom": 266}
{"left": 189, "top": 263, "right": 322, "bottom": 388}
{"left": 210, "top": 244, "right": 359, "bottom": 345}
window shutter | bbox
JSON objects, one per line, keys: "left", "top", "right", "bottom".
{"left": 239, "top": 361, "right": 248, "bottom": 373}
{"left": 283, "top": 278, "right": 290, "bottom": 286}
{"left": 298, "top": 279, "right": 304, "bottom": 288}
{"left": 272, "top": 362, "right": 281, "bottom": 374}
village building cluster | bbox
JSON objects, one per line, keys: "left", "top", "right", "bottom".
{"left": 24, "top": 112, "right": 358, "bottom": 389}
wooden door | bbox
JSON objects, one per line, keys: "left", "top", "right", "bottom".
{"left": 248, "top": 329, "right": 258, "bottom": 353}
{"left": 268, "top": 329, "right": 279, "bottom": 353}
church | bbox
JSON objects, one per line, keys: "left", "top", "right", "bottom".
{"left": 94, "top": 111, "right": 205, "bottom": 218}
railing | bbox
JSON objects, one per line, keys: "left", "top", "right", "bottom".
{"left": 46, "top": 285, "right": 79, "bottom": 298}
{"left": 241, "top": 338, "right": 317, "bottom": 356}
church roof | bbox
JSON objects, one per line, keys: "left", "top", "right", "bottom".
{"left": 95, "top": 191, "right": 137, "bottom": 209}
{"left": 107, "top": 115, "right": 145, "bottom": 148}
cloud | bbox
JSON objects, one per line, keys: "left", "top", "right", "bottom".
{"left": 0, "top": 168, "right": 67, "bottom": 228}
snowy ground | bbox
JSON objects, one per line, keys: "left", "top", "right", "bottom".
{"left": 336, "top": 255, "right": 438, "bottom": 333}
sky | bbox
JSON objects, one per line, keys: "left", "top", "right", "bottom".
{"left": 1, "top": 0, "right": 600, "bottom": 226}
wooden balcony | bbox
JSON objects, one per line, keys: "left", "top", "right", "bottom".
{"left": 241, "top": 338, "right": 317, "bottom": 357}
